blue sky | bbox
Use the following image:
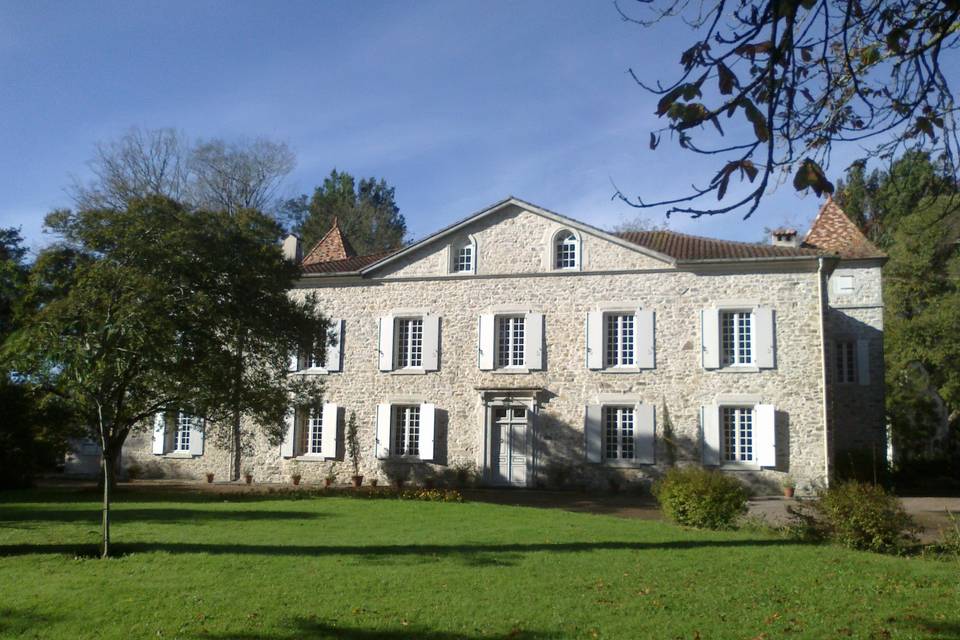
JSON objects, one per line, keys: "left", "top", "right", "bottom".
{"left": 1, "top": 0, "right": 876, "bottom": 253}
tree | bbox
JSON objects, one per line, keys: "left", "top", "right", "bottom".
{"left": 609, "top": 214, "right": 670, "bottom": 233}
{"left": 285, "top": 170, "right": 407, "bottom": 254}
{"left": 614, "top": 0, "right": 959, "bottom": 219}
{"left": 70, "top": 127, "right": 295, "bottom": 216}
{"left": 4, "top": 197, "right": 323, "bottom": 556}
{"left": 0, "top": 227, "right": 28, "bottom": 341}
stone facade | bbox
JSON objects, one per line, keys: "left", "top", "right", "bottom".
{"left": 119, "top": 199, "right": 885, "bottom": 495}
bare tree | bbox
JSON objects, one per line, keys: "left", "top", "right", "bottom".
{"left": 70, "top": 128, "right": 190, "bottom": 210}
{"left": 190, "top": 138, "right": 296, "bottom": 213}
{"left": 614, "top": 0, "right": 959, "bottom": 219}
{"left": 69, "top": 128, "right": 295, "bottom": 216}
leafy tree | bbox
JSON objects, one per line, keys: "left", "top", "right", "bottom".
{"left": 0, "top": 227, "right": 28, "bottom": 341}
{"left": 4, "top": 197, "right": 323, "bottom": 556}
{"left": 285, "top": 170, "right": 407, "bottom": 254}
{"left": 70, "top": 127, "right": 295, "bottom": 216}
{"left": 615, "top": 0, "right": 959, "bottom": 219}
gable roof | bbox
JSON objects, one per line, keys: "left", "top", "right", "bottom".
{"left": 802, "top": 197, "right": 886, "bottom": 259}
{"left": 358, "top": 196, "right": 677, "bottom": 274}
{"left": 302, "top": 217, "right": 358, "bottom": 266}
{"left": 616, "top": 230, "right": 821, "bottom": 261}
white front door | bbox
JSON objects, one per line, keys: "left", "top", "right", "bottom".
{"left": 491, "top": 406, "right": 529, "bottom": 487}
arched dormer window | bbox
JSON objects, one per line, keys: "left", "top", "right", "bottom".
{"left": 449, "top": 236, "right": 477, "bottom": 274}
{"left": 553, "top": 230, "right": 580, "bottom": 270}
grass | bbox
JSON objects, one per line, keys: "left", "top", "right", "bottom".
{"left": 0, "top": 487, "right": 958, "bottom": 639}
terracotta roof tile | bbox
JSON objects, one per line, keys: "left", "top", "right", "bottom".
{"left": 802, "top": 197, "right": 886, "bottom": 259}
{"left": 616, "top": 230, "right": 821, "bottom": 261}
{"left": 300, "top": 250, "right": 394, "bottom": 274}
{"left": 302, "top": 218, "right": 358, "bottom": 266}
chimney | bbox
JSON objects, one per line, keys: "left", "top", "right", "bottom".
{"left": 770, "top": 228, "right": 799, "bottom": 248}
{"left": 282, "top": 233, "right": 302, "bottom": 262}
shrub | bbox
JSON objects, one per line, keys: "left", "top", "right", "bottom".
{"left": 653, "top": 466, "right": 748, "bottom": 530}
{"left": 813, "top": 481, "right": 919, "bottom": 554}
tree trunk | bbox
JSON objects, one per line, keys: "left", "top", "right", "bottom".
{"left": 231, "top": 408, "right": 242, "bottom": 481}
{"left": 100, "top": 447, "right": 117, "bottom": 558}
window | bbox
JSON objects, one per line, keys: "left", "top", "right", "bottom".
{"left": 393, "top": 405, "right": 420, "bottom": 456}
{"left": 496, "top": 316, "right": 526, "bottom": 367}
{"left": 395, "top": 318, "right": 423, "bottom": 368}
{"left": 298, "top": 407, "right": 323, "bottom": 455}
{"left": 604, "top": 407, "right": 635, "bottom": 460}
{"left": 605, "top": 313, "right": 635, "bottom": 367}
{"left": 174, "top": 412, "right": 194, "bottom": 452}
{"left": 721, "top": 406, "right": 754, "bottom": 463}
{"left": 455, "top": 244, "right": 473, "bottom": 273}
{"left": 555, "top": 231, "right": 579, "bottom": 269}
{"left": 835, "top": 340, "right": 856, "bottom": 384}
{"left": 721, "top": 311, "right": 753, "bottom": 366}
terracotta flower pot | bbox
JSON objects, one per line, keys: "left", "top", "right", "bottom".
{"left": 205, "top": 473, "right": 214, "bottom": 484}
{"left": 292, "top": 475, "right": 301, "bottom": 486}
{"left": 783, "top": 486, "right": 795, "bottom": 498}
{"left": 244, "top": 474, "right": 253, "bottom": 485}
{"left": 370, "top": 479, "right": 378, "bottom": 488}
{"left": 351, "top": 475, "right": 363, "bottom": 488}
{"left": 325, "top": 478, "right": 333, "bottom": 488}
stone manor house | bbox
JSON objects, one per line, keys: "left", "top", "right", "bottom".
{"left": 104, "top": 196, "right": 885, "bottom": 492}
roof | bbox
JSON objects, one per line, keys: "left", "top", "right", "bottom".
{"left": 300, "top": 250, "right": 394, "bottom": 274}
{"left": 615, "top": 230, "right": 821, "bottom": 261}
{"left": 301, "top": 217, "right": 358, "bottom": 266}
{"left": 802, "top": 197, "right": 886, "bottom": 259}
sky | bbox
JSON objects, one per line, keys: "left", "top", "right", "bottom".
{"left": 0, "top": 0, "right": 886, "bottom": 254}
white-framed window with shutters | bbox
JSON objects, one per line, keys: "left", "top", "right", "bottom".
{"left": 153, "top": 409, "right": 205, "bottom": 457}
{"left": 375, "top": 402, "right": 437, "bottom": 461}
{"left": 587, "top": 306, "right": 655, "bottom": 371}
{"left": 835, "top": 340, "right": 856, "bottom": 384}
{"left": 395, "top": 317, "right": 424, "bottom": 368}
{"left": 378, "top": 313, "right": 440, "bottom": 373}
{"left": 701, "top": 304, "right": 775, "bottom": 370}
{"left": 554, "top": 230, "right": 580, "bottom": 269}
{"left": 585, "top": 398, "right": 655, "bottom": 466}
{"left": 497, "top": 315, "right": 526, "bottom": 368}
{"left": 700, "top": 399, "right": 775, "bottom": 468}
{"left": 174, "top": 412, "right": 194, "bottom": 452}
{"left": 281, "top": 403, "right": 339, "bottom": 460}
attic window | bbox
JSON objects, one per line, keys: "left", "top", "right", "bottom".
{"left": 554, "top": 231, "right": 580, "bottom": 270}
{"left": 455, "top": 244, "right": 473, "bottom": 273}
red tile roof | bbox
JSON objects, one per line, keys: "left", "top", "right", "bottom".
{"left": 802, "top": 197, "right": 886, "bottom": 259}
{"left": 616, "top": 230, "right": 821, "bottom": 261}
{"left": 300, "top": 250, "right": 394, "bottom": 274}
{"left": 302, "top": 217, "right": 358, "bottom": 266}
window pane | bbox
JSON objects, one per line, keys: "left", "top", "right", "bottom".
{"left": 175, "top": 412, "right": 192, "bottom": 451}
{"left": 394, "top": 405, "right": 420, "bottom": 456}
{"left": 308, "top": 407, "right": 323, "bottom": 454}
{"left": 722, "top": 407, "right": 754, "bottom": 462}
{"left": 496, "top": 316, "right": 525, "bottom": 367}
{"left": 603, "top": 407, "right": 635, "bottom": 461}
{"left": 721, "top": 312, "right": 752, "bottom": 366}
{"left": 555, "top": 233, "right": 578, "bottom": 269}
{"left": 456, "top": 245, "right": 473, "bottom": 272}
{"left": 396, "top": 318, "right": 423, "bottom": 368}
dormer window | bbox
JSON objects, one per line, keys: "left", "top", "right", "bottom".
{"left": 554, "top": 230, "right": 580, "bottom": 270}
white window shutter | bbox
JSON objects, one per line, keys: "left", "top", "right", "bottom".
{"left": 321, "top": 403, "right": 339, "bottom": 458}
{"left": 701, "top": 308, "right": 720, "bottom": 369}
{"left": 188, "top": 418, "right": 205, "bottom": 456}
{"left": 280, "top": 407, "right": 296, "bottom": 458}
{"left": 422, "top": 315, "right": 440, "bottom": 371}
{"left": 378, "top": 316, "right": 394, "bottom": 371}
{"left": 375, "top": 403, "right": 391, "bottom": 459}
{"left": 325, "top": 319, "right": 343, "bottom": 372}
{"left": 288, "top": 350, "right": 300, "bottom": 372}
{"left": 586, "top": 311, "right": 604, "bottom": 370}
{"left": 524, "top": 312, "right": 544, "bottom": 370}
{"left": 634, "top": 403, "right": 656, "bottom": 464}
{"left": 754, "top": 306, "right": 775, "bottom": 368}
{"left": 152, "top": 412, "right": 167, "bottom": 455}
{"left": 701, "top": 404, "right": 721, "bottom": 465}
{"left": 755, "top": 404, "right": 776, "bottom": 467}
{"left": 584, "top": 404, "right": 602, "bottom": 463}
{"left": 419, "top": 403, "right": 436, "bottom": 461}
{"left": 636, "top": 308, "right": 656, "bottom": 369}
{"left": 857, "top": 339, "right": 871, "bottom": 385}
{"left": 478, "top": 314, "right": 495, "bottom": 370}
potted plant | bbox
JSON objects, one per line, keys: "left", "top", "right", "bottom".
{"left": 205, "top": 472, "right": 214, "bottom": 484}
{"left": 369, "top": 478, "right": 378, "bottom": 487}
{"left": 781, "top": 475, "right": 797, "bottom": 498}
{"left": 244, "top": 469, "right": 253, "bottom": 485}
{"left": 291, "top": 473, "right": 302, "bottom": 486}
{"left": 325, "top": 471, "right": 336, "bottom": 488}
{"left": 346, "top": 411, "right": 363, "bottom": 488}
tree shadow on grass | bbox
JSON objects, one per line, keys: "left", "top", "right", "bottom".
{"left": 200, "top": 618, "right": 562, "bottom": 640}
{"left": 0, "top": 508, "right": 330, "bottom": 528}
{"left": 0, "top": 537, "right": 811, "bottom": 562}
{"left": 0, "top": 608, "right": 61, "bottom": 635}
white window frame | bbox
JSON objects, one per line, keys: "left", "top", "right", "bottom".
{"left": 605, "top": 313, "right": 636, "bottom": 368}
{"left": 305, "top": 406, "right": 324, "bottom": 456}
{"left": 720, "top": 309, "right": 754, "bottom": 367}
{"left": 551, "top": 229, "right": 582, "bottom": 271}
{"left": 835, "top": 339, "right": 857, "bottom": 384}
{"left": 174, "top": 411, "right": 194, "bottom": 452}
{"left": 496, "top": 315, "right": 526, "bottom": 369}
{"left": 603, "top": 405, "right": 635, "bottom": 462}
{"left": 392, "top": 405, "right": 421, "bottom": 458}
{"left": 721, "top": 405, "right": 755, "bottom": 464}
{"left": 394, "top": 316, "right": 424, "bottom": 369}
{"left": 448, "top": 235, "right": 477, "bottom": 275}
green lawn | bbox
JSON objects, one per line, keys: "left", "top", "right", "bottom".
{"left": 0, "top": 488, "right": 957, "bottom": 639}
